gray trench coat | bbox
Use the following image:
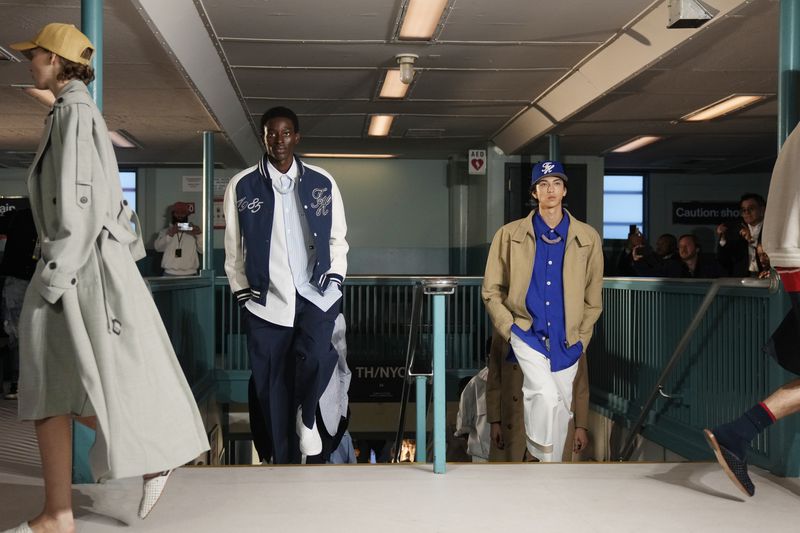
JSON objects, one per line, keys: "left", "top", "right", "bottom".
{"left": 18, "top": 80, "right": 209, "bottom": 480}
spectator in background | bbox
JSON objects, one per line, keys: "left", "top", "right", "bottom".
{"left": 678, "top": 234, "right": 722, "bottom": 278}
{"left": 631, "top": 233, "right": 686, "bottom": 277}
{"left": 0, "top": 208, "right": 38, "bottom": 400}
{"left": 153, "top": 202, "right": 203, "bottom": 276}
{"left": 454, "top": 340, "right": 491, "bottom": 462}
{"left": 615, "top": 225, "right": 645, "bottom": 277}
{"left": 716, "top": 193, "right": 766, "bottom": 277}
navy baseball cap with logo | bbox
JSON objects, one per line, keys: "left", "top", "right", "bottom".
{"left": 531, "top": 160, "right": 568, "bottom": 186}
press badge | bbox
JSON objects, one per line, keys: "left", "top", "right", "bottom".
{"left": 175, "top": 249, "right": 182, "bottom": 258}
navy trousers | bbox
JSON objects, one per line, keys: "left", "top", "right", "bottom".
{"left": 245, "top": 294, "right": 340, "bottom": 464}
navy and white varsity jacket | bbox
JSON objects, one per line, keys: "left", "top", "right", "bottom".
{"left": 223, "top": 154, "right": 348, "bottom": 307}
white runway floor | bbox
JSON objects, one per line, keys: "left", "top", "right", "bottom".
{"left": 2, "top": 401, "right": 799, "bottom": 533}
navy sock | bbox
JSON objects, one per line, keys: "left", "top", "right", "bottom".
{"left": 713, "top": 403, "right": 775, "bottom": 459}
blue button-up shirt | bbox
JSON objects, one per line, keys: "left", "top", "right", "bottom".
{"left": 510, "top": 210, "right": 583, "bottom": 371}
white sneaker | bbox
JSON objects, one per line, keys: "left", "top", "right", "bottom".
{"left": 138, "top": 470, "right": 171, "bottom": 519}
{"left": 296, "top": 408, "right": 322, "bottom": 456}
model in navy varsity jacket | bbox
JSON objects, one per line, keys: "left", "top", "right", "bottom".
{"left": 223, "top": 154, "right": 348, "bottom": 307}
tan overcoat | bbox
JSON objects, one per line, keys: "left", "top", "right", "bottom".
{"left": 18, "top": 80, "right": 209, "bottom": 480}
{"left": 485, "top": 334, "right": 589, "bottom": 461}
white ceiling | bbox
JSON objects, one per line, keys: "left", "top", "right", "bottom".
{"left": 0, "top": 0, "right": 784, "bottom": 173}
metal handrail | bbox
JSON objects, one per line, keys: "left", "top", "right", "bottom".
{"left": 391, "top": 283, "right": 425, "bottom": 463}
{"left": 619, "top": 277, "right": 774, "bottom": 460}
{"left": 390, "top": 278, "right": 459, "bottom": 467}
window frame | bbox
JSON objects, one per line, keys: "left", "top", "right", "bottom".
{"left": 118, "top": 167, "right": 138, "bottom": 213}
{"left": 602, "top": 171, "right": 648, "bottom": 240}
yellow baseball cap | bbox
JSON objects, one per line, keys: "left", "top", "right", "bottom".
{"left": 10, "top": 23, "right": 94, "bottom": 66}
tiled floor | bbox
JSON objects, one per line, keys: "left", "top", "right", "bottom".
{"left": 2, "top": 398, "right": 799, "bottom": 533}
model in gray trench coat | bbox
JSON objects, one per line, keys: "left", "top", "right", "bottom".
{"left": 18, "top": 79, "right": 209, "bottom": 481}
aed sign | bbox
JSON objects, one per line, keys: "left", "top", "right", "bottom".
{"left": 468, "top": 149, "right": 487, "bottom": 175}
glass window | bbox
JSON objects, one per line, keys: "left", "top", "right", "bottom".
{"left": 119, "top": 170, "right": 137, "bottom": 212}
{"left": 603, "top": 174, "right": 643, "bottom": 240}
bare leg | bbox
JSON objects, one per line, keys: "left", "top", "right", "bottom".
{"left": 762, "top": 378, "right": 800, "bottom": 420}
{"left": 28, "top": 415, "right": 76, "bottom": 533}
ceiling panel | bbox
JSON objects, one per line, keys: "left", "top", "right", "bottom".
{"left": 572, "top": 91, "right": 775, "bottom": 124}
{"left": 234, "top": 68, "right": 380, "bottom": 99}
{"left": 392, "top": 114, "right": 509, "bottom": 137}
{"left": 410, "top": 70, "right": 562, "bottom": 100}
{"left": 202, "top": 0, "right": 399, "bottom": 40}
{"left": 557, "top": 116, "right": 777, "bottom": 138}
{"left": 290, "top": 115, "right": 368, "bottom": 138}
{"left": 296, "top": 137, "right": 483, "bottom": 157}
{"left": 245, "top": 98, "right": 525, "bottom": 117}
{"left": 440, "top": 0, "right": 656, "bottom": 42}
{"left": 618, "top": 69, "right": 778, "bottom": 96}
{"left": 655, "top": 0, "right": 779, "bottom": 72}
{"left": 222, "top": 41, "right": 596, "bottom": 70}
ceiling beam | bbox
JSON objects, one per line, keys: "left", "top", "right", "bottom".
{"left": 131, "top": 0, "right": 263, "bottom": 165}
{"left": 492, "top": 0, "right": 751, "bottom": 154}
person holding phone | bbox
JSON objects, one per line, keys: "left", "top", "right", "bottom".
{"left": 715, "top": 193, "right": 766, "bottom": 277}
{"left": 615, "top": 224, "right": 645, "bottom": 276}
{"left": 153, "top": 201, "right": 203, "bottom": 276}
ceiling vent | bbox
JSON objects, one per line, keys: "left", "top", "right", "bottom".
{"left": 404, "top": 128, "right": 445, "bottom": 139}
{"left": 667, "top": 0, "right": 713, "bottom": 29}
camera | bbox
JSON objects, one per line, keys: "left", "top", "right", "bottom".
{"left": 177, "top": 222, "right": 191, "bottom": 231}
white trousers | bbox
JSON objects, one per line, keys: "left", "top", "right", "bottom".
{"left": 510, "top": 333, "right": 578, "bottom": 462}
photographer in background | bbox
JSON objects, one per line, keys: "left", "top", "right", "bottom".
{"left": 615, "top": 224, "right": 645, "bottom": 277}
{"left": 625, "top": 231, "right": 686, "bottom": 278}
{"left": 154, "top": 201, "right": 203, "bottom": 276}
{"left": 716, "top": 193, "right": 766, "bottom": 277}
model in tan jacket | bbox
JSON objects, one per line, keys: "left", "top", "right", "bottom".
{"left": 482, "top": 161, "right": 603, "bottom": 462}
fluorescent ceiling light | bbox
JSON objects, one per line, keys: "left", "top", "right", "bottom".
{"left": 109, "top": 130, "right": 141, "bottom": 149}
{"left": 368, "top": 115, "right": 394, "bottom": 137}
{"left": 301, "top": 153, "right": 397, "bottom": 159}
{"left": 380, "top": 69, "right": 410, "bottom": 98}
{"left": 610, "top": 135, "right": 663, "bottom": 153}
{"left": 399, "top": 0, "right": 448, "bottom": 40}
{"left": 681, "top": 94, "right": 767, "bottom": 122}
{"left": 21, "top": 87, "right": 55, "bottom": 108}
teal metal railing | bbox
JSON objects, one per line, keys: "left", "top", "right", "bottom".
{"left": 148, "top": 274, "right": 216, "bottom": 400}
{"left": 204, "top": 275, "right": 797, "bottom": 475}
{"left": 213, "top": 276, "right": 492, "bottom": 403}
{"left": 591, "top": 277, "right": 798, "bottom": 476}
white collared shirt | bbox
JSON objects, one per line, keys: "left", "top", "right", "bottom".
{"left": 245, "top": 159, "right": 341, "bottom": 326}
{"left": 747, "top": 221, "right": 763, "bottom": 273}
